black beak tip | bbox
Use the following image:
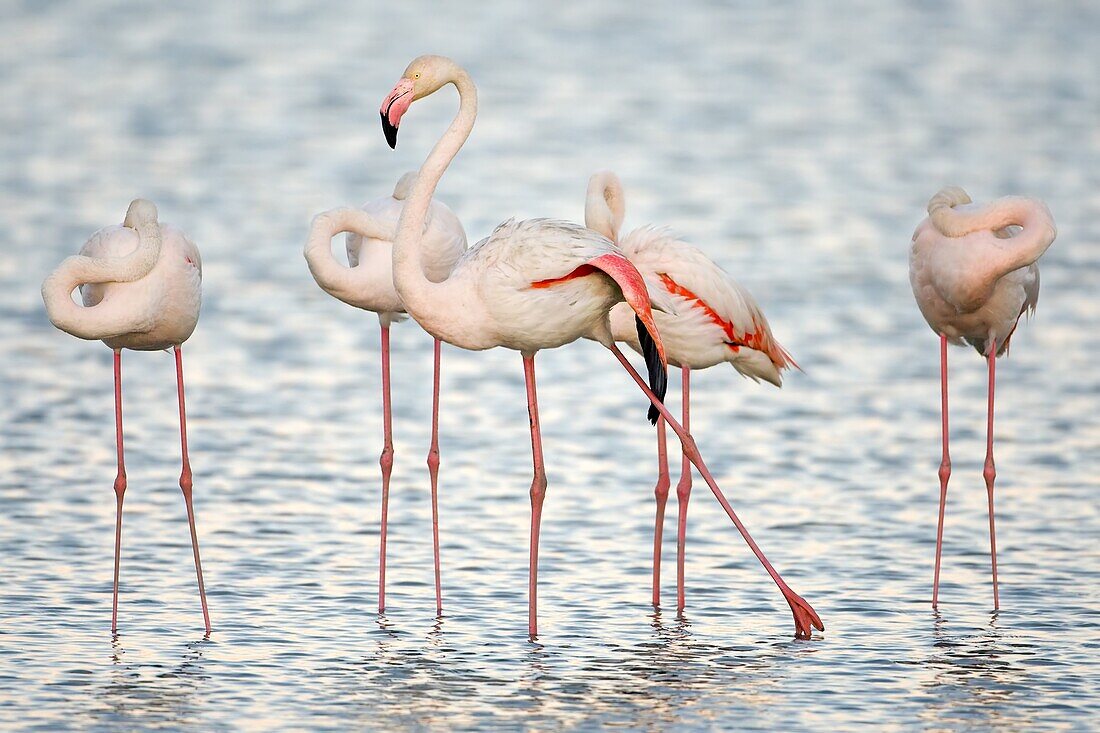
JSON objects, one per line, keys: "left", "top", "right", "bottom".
{"left": 380, "top": 112, "right": 398, "bottom": 149}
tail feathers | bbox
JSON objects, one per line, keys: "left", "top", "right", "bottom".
{"left": 729, "top": 349, "right": 785, "bottom": 387}
{"left": 637, "top": 315, "right": 668, "bottom": 424}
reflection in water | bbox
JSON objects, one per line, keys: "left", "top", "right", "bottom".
{"left": 1, "top": 0, "right": 1098, "bottom": 729}
{"left": 321, "top": 610, "right": 820, "bottom": 730}
{"left": 100, "top": 636, "right": 212, "bottom": 728}
{"left": 918, "top": 612, "right": 1035, "bottom": 730}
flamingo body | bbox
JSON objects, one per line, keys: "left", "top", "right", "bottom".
{"left": 423, "top": 218, "right": 640, "bottom": 355}
{"left": 585, "top": 170, "right": 796, "bottom": 611}
{"left": 77, "top": 224, "right": 202, "bottom": 350}
{"left": 308, "top": 172, "right": 467, "bottom": 323}
{"left": 909, "top": 201, "right": 1048, "bottom": 356}
{"left": 42, "top": 200, "right": 201, "bottom": 351}
{"left": 909, "top": 186, "right": 1056, "bottom": 611}
{"left": 607, "top": 226, "right": 794, "bottom": 381}
{"left": 41, "top": 199, "right": 211, "bottom": 633}
{"left": 304, "top": 173, "right": 467, "bottom": 615}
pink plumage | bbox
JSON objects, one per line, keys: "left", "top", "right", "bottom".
{"left": 585, "top": 170, "right": 799, "bottom": 611}
{"left": 908, "top": 185, "right": 1056, "bottom": 611}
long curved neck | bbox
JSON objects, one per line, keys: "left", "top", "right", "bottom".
{"left": 41, "top": 220, "right": 163, "bottom": 341}
{"left": 931, "top": 193, "right": 1057, "bottom": 276}
{"left": 584, "top": 171, "right": 625, "bottom": 242}
{"left": 392, "top": 69, "right": 477, "bottom": 314}
{"left": 304, "top": 207, "right": 395, "bottom": 302}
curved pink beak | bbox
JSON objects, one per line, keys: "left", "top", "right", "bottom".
{"left": 380, "top": 78, "right": 415, "bottom": 149}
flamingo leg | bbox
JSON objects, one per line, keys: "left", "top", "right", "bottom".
{"left": 378, "top": 324, "right": 394, "bottom": 614}
{"left": 111, "top": 349, "right": 126, "bottom": 633}
{"left": 675, "top": 366, "right": 692, "bottom": 613}
{"left": 427, "top": 337, "right": 443, "bottom": 615}
{"left": 984, "top": 340, "right": 1000, "bottom": 611}
{"left": 174, "top": 345, "right": 211, "bottom": 633}
{"left": 608, "top": 344, "right": 823, "bottom": 638}
{"left": 523, "top": 354, "right": 548, "bottom": 639}
{"left": 651, "top": 416, "right": 670, "bottom": 608}
{"left": 932, "top": 333, "right": 951, "bottom": 608}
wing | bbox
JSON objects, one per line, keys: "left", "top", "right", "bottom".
{"left": 78, "top": 224, "right": 138, "bottom": 260}
{"left": 997, "top": 263, "right": 1040, "bottom": 356}
{"left": 1021, "top": 263, "right": 1040, "bottom": 317}
{"left": 459, "top": 218, "right": 668, "bottom": 412}
{"left": 349, "top": 193, "right": 466, "bottom": 279}
{"left": 464, "top": 218, "right": 619, "bottom": 286}
{"left": 348, "top": 195, "right": 402, "bottom": 269}
{"left": 620, "top": 226, "right": 796, "bottom": 370}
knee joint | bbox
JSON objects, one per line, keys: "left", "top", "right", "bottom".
{"left": 379, "top": 446, "right": 394, "bottom": 473}
{"left": 676, "top": 473, "right": 692, "bottom": 501}
{"left": 530, "top": 472, "right": 547, "bottom": 500}
{"left": 179, "top": 467, "right": 193, "bottom": 496}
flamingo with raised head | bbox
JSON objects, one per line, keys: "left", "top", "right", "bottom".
{"left": 304, "top": 172, "right": 466, "bottom": 614}
{"left": 368, "top": 54, "right": 822, "bottom": 638}
{"left": 585, "top": 170, "right": 798, "bottom": 612}
{"left": 909, "top": 186, "right": 1056, "bottom": 609}
{"left": 41, "top": 199, "right": 211, "bottom": 633}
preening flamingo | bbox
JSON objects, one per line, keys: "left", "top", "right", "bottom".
{"left": 304, "top": 172, "right": 467, "bottom": 614}
{"left": 585, "top": 171, "right": 798, "bottom": 612}
{"left": 41, "top": 199, "right": 210, "bottom": 633}
{"left": 375, "top": 54, "right": 822, "bottom": 638}
{"left": 909, "top": 186, "right": 1056, "bottom": 609}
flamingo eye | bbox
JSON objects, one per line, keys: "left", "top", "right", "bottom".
{"left": 414, "top": 72, "right": 421, "bottom": 79}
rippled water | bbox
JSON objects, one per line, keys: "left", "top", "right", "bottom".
{"left": 2, "top": 1, "right": 1098, "bottom": 730}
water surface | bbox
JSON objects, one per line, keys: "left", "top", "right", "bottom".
{"left": 1, "top": 1, "right": 1098, "bottom": 730}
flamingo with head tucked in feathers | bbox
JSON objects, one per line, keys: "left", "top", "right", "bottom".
{"left": 585, "top": 170, "right": 798, "bottom": 613}
{"left": 355, "top": 54, "right": 823, "bottom": 638}
{"left": 304, "top": 171, "right": 467, "bottom": 614}
{"left": 41, "top": 199, "right": 211, "bottom": 634}
{"left": 909, "top": 186, "right": 1056, "bottom": 610}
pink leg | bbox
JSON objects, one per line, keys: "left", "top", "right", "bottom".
{"left": 675, "top": 366, "right": 692, "bottom": 613}
{"left": 427, "top": 338, "right": 443, "bottom": 615}
{"left": 378, "top": 324, "right": 394, "bottom": 614}
{"left": 111, "top": 349, "right": 126, "bottom": 633}
{"left": 651, "top": 416, "right": 670, "bottom": 608}
{"left": 174, "top": 345, "right": 211, "bottom": 633}
{"left": 608, "top": 344, "right": 823, "bottom": 638}
{"left": 523, "top": 355, "right": 548, "bottom": 639}
{"left": 932, "top": 334, "right": 951, "bottom": 608}
{"left": 984, "top": 341, "right": 1000, "bottom": 611}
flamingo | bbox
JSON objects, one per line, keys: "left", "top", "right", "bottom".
{"left": 909, "top": 186, "right": 1056, "bottom": 609}
{"left": 304, "top": 172, "right": 467, "bottom": 614}
{"left": 584, "top": 170, "right": 798, "bottom": 612}
{"left": 40, "top": 199, "right": 211, "bottom": 633}
{"left": 368, "top": 54, "right": 822, "bottom": 638}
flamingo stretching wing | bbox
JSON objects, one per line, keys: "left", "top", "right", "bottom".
{"left": 585, "top": 170, "right": 798, "bottom": 612}
{"left": 371, "top": 55, "right": 822, "bottom": 638}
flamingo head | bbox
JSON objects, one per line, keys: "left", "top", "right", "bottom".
{"left": 123, "top": 199, "right": 158, "bottom": 229}
{"left": 392, "top": 171, "right": 418, "bottom": 201}
{"left": 380, "top": 55, "right": 457, "bottom": 149}
{"left": 585, "top": 170, "right": 626, "bottom": 242}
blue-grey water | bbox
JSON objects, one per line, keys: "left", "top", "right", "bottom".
{"left": 1, "top": 1, "right": 1098, "bottom": 730}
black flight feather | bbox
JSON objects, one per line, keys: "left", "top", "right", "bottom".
{"left": 636, "top": 315, "right": 667, "bottom": 425}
